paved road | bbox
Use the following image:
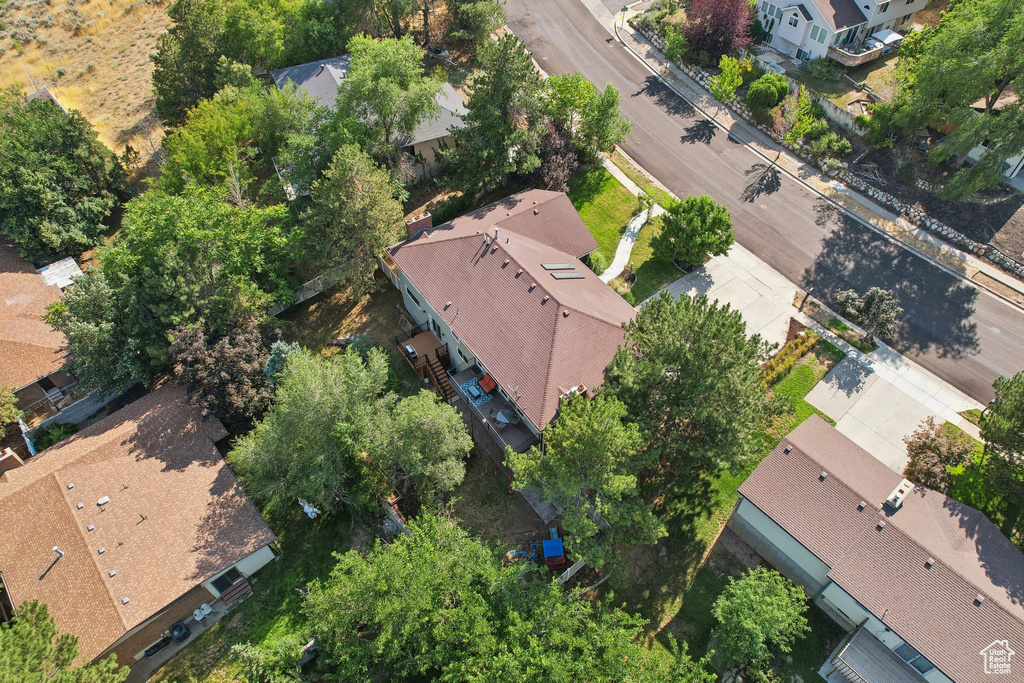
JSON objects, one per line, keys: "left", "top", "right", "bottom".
{"left": 506, "top": 0, "right": 1024, "bottom": 403}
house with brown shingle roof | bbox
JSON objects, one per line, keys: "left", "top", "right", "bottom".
{"left": 729, "top": 414, "right": 1024, "bottom": 683}
{"left": 0, "top": 243, "right": 90, "bottom": 431}
{"left": 382, "top": 190, "right": 635, "bottom": 455}
{"left": 0, "top": 384, "right": 277, "bottom": 671}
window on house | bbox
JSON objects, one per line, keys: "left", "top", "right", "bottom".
{"left": 788, "top": 14, "right": 798, "bottom": 26}
{"left": 457, "top": 348, "right": 468, "bottom": 363}
{"left": 905, "top": 0, "right": 914, "bottom": 3}
{"left": 761, "top": 1, "right": 769, "bottom": 13}
{"left": 405, "top": 287, "right": 421, "bottom": 308}
{"left": 879, "top": 1, "right": 890, "bottom": 12}
{"left": 774, "top": 5, "right": 783, "bottom": 19}
{"left": 431, "top": 319, "right": 442, "bottom": 339}
{"left": 810, "top": 25, "right": 826, "bottom": 43}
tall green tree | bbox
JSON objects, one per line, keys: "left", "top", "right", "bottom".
{"left": 335, "top": 34, "right": 442, "bottom": 169}
{"left": 711, "top": 567, "right": 809, "bottom": 673}
{"left": 606, "top": 293, "right": 777, "bottom": 502}
{"left": 0, "top": 601, "right": 127, "bottom": 682}
{"left": 653, "top": 195, "right": 734, "bottom": 266}
{"left": 545, "top": 74, "right": 630, "bottom": 159}
{"left": 304, "top": 513, "right": 716, "bottom": 681}
{"left": 303, "top": 144, "right": 404, "bottom": 294}
{"left": 446, "top": 0, "right": 505, "bottom": 49}
{"left": 373, "top": 390, "right": 473, "bottom": 504}
{"left": 229, "top": 348, "right": 393, "bottom": 515}
{"left": 445, "top": 35, "right": 546, "bottom": 191}
{"left": 506, "top": 395, "right": 665, "bottom": 568}
{"left": 981, "top": 370, "right": 1024, "bottom": 466}
{"left": 709, "top": 55, "right": 743, "bottom": 103}
{"left": 0, "top": 88, "right": 129, "bottom": 263}
{"left": 47, "top": 186, "right": 292, "bottom": 392}
{"left": 887, "top": 0, "right": 1024, "bottom": 198}
{"left": 155, "top": 83, "right": 318, "bottom": 198}
{"left": 151, "top": 0, "right": 228, "bottom": 124}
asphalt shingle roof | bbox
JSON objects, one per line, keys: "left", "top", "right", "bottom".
{"left": 739, "top": 415, "right": 1024, "bottom": 683}
{"left": 808, "top": 0, "right": 867, "bottom": 30}
{"left": 0, "top": 385, "right": 276, "bottom": 663}
{"left": 388, "top": 190, "right": 634, "bottom": 429}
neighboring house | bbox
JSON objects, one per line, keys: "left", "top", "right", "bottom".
{"left": 965, "top": 89, "right": 1024, "bottom": 181}
{"left": 382, "top": 190, "right": 636, "bottom": 455}
{"left": 0, "top": 244, "right": 83, "bottom": 421}
{"left": 728, "top": 415, "right": 1024, "bottom": 683}
{"left": 27, "top": 85, "right": 68, "bottom": 113}
{"left": 270, "top": 54, "right": 467, "bottom": 182}
{"left": 758, "top": 0, "right": 920, "bottom": 64}
{"left": 0, "top": 384, "right": 277, "bottom": 670}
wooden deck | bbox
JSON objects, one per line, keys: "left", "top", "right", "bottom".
{"left": 449, "top": 368, "right": 539, "bottom": 454}
{"left": 829, "top": 628, "right": 927, "bottom": 683}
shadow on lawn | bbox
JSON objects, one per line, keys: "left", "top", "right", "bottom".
{"left": 567, "top": 166, "right": 615, "bottom": 208}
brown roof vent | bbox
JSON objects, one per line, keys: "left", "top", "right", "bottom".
{"left": 974, "top": 594, "right": 985, "bottom": 606}
{"left": 562, "top": 310, "right": 570, "bottom": 317}
{"left": 503, "top": 259, "right": 510, "bottom": 267}
{"left": 783, "top": 445, "right": 792, "bottom": 454}
{"left": 857, "top": 500, "right": 866, "bottom": 511}
{"left": 542, "top": 295, "right": 550, "bottom": 303}
{"left": 818, "top": 471, "right": 828, "bottom": 481}
{"left": 876, "top": 520, "right": 886, "bottom": 530}
{"left": 925, "top": 557, "right": 934, "bottom": 568}
{"left": 516, "top": 269, "right": 523, "bottom": 277}
{"left": 533, "top": 209, "right": 540, "bottom": 215}
{"left": 444, "top": 301, "right": 452, "bottom": 309}
{"left": 529, "top": 282, "right": 536, "bottom": 290}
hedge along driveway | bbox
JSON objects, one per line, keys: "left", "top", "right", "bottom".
{"left": 567, "top": 166, "right": 638, "bottom": 264}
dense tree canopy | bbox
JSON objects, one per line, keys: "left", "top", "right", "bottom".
{"left": 606, "top": 294, "right": 778, "bottom": 502}
{"left": 981, "top": 370, "right": 1024, "bottom": 467}
{"left": 682, "top": 0, "right": 752, "bottom": 62}
{"left": 446, "top": 35, "right": 546, "bottom": 191}
{"left": 47, "top": 186, "right": 293, "bottom": 393}
{"left": 303, "top": 144, "right": 405, "bottom": 294}
{"left": 0, "top": 601, "right": 127, "bottom": 682}
{"left": 834, "top": 286, "right": 903, "bottom": 342}
{"left": 304, "top": 514, "right": 716, "bottom": 681}
{"left": 887, "top": 0, "right": 1024, "bottom": 199}
{"left": 335, "top": 35, "right": 442, "bottom": 169}
{"left": 506, "top": 395, "right": 665, "bottom": 568}
{"left": 154, "top": 83, "right": 318, "bottom": 198}
{"left": 0, "top": 88, "right": 129, "bottom": 263}
{"left": 711, "top": 567, "right": 809, "bottom": 673}
{"left": 544, "top": 74, "right": 631, "bottom": 159}
{"left": 169, "top": 318, "right": 277, "bottom": 431}
{"left": 653, "top": 195, "right": 734, "bottom": 266}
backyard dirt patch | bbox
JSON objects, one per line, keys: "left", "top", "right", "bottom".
{"left": 454, "top": 446, "right": 548, "bottom": 544}
{"left": 279, "top": 283, "right": 412, "bottom": 355}
{"left": 855, "top": 145, "right": 1024, "bottom": 258}
{"left": 0, "top": 0, "right": 172, "bottom": 175}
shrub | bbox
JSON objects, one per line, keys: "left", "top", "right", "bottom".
{"left": 622, "top": 290, "right": 638, "bottom": 306}
{"left": 806, "top": 118, "right": 830, "bottom": 139}
{"left": 33, "top": 422, "right": 78, "bottom": 451}
{"left": 897, "top": 161, "right": 917, "bottom": 184}
{"left": 737, "top": 56, "right": 764, "bottom": 85}
{"left": 746, "top": 73, "right": 788, "bottom": 109}
{"left": 587, "top": 250, "right": 609, "bottom": 275}
{"left": 804, "top": 58, "right": 843, "bottom": 82}
{"left": 807, "top": 131, "right": 852, "bottom": 159}
{"left": 663, "top": 25, "right": 688, "bottom": 62}
{"left": 762, "top": 331, "right": 820, "bottom": 386}
{"left": 430, "top": 192, "right": 473, "bottom": 225}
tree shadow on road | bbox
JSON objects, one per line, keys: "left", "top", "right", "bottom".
{"left": 632, "top": 75, "right": 696, "bottom": 119}
{"left": 740, "top": 162, "right": 782, "bottom": 202}
{"left": 802, "top": 203, "right": 980, "bottom": 360}
{"left": 680, "top": 119, "right": 716, "bottom": 145}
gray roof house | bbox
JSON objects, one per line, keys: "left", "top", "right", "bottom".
{"left": 729, "top": 415, "right": 1024, "bottom": 683}
{"left": 271, "top": 54, "right": 466, "bottom": 181}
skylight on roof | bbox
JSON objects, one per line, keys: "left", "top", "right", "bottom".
{"left": 541, "top": 263, "right": 575, "bottom": 270}
{"left": 551, "top": 272, "right": 585, "bottom": 280}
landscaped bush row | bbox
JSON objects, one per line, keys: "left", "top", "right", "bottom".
{"left": 763, "top": 330, "right": 821, "bottom": 386}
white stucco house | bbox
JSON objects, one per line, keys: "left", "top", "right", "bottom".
{"left": 728, "top": 415, "right": 1024, "bottom": 683}
{"left": 759, "top": 0, "right": 922, "bottom": 63}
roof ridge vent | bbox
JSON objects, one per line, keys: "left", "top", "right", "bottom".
{"left": 883, "top": 478, "right": 914, "bottom": 511}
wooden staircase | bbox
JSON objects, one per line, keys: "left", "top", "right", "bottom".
{"left": 427, "top": 355, "right": 456, "bottom": 401}
{"left": 220, "top": 576, "right": 253, "bottom": 606}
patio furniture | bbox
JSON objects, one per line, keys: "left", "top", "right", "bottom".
{"left": 479, "top": 373, "right": 497, "bottom": 393}
{"left": 200, "top": 603, "right": 213, "bottom": 617}
{"left": 193, "top": 608, "right": 205, "bottom": 622}
{"left": 496, "top": 409, "right": 512, "bottom": 424}
{"left": 467, "top": 383, "right": 484, "bottom": 400}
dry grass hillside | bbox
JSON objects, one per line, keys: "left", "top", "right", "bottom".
{"left": 0, "top": 0, "right": 171, "bottom": 172}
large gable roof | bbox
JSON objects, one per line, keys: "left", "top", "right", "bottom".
{"left": 0, "top": 385, "right": 275, "bottom": 663}
{"left": 388, "top": 190, "right": 634, "bottom": 429}
{"left": 0, "top": 243, "right": 67, "bottom": 389}
{"left": 739, "top": 415, "right": 1024, "bottom": 683}
{"left": 808, "top": 0, "right": 867, "bottom": 30}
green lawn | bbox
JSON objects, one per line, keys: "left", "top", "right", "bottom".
{"left": 619, "top": 348, "right": 838, "bottom": 675}
{"left": 787, "top": 54, "right": 898, "bottom": 109}
{"left": 567, "top": 166, "right": 638, "bottom": 264}
{"left": 152, "top": 510, "right": 357, "bottom": 683}
{"left": 629, "top": 214, "right": 684, "bottom": 302}
{"left": 609, "top": 150, "right": 676, "bottom": 209}
{"left": 947, "top": 429, "right": 1024, "bottom": 549}
{"left": 827, "top": 317, "right": 878, "bottom": 354}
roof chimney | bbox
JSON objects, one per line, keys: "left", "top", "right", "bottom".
{"left": 883, "top": 479, "right": 914, "bottom": 511}
{"left": 405, "top": 212, "right": 433, "bottom": 238}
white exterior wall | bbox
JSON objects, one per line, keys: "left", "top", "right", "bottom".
{"left": 968, "top": 143, "right": 1024, "bottom": 179}
{"left": 760, "top": 3, "right": 834, "bottom": 60}
{"left": 202, "top": 545, "right": 276, "bottom": 599}
{"left": 859, "top": 0, "right": 920, "bottom": 37}
{"left": 728, "top": 498, "right": 831, "bottom": 592}
{"left": 819, "top": 582, "right": 955, "bottom": 683}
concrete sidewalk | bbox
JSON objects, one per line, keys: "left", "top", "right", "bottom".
{"left": 609, "top": 13, "right": 1024, "bottom": 311}
{"left": 665, "top": 242, "right": 984, "bottom": 473}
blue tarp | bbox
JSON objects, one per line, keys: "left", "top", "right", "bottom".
{"left": 542, "top": 538, "right": 564, "bottom": 560}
